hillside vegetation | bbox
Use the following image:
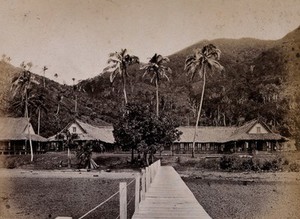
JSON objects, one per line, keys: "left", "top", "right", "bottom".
{"left": 1, "top": 26, "right": 300, "bottom": 148}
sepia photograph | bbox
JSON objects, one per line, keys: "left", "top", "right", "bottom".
{"left": 0, "top": 0, "right": 300, "bottom": 218}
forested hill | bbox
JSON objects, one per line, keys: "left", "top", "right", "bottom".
{"left": 1, "top": 26, "right": 300, "bottom": 147}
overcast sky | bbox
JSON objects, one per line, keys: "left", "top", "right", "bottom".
{"left": 1, "top": 0, "right": 300, "bottom": 84}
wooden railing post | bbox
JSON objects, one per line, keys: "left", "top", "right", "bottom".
{"left": 150, "top": 163, "right": 153, "bottom": 183}
{"left": 119, "top": 182, "right": 127, "bottom": 219}
{"left": 145, "top": 167, "right": 150, "bottom": 192}
{"left": 141, "top": 169, "right": 145, "bottom": 200}
{"left": 135, "top": 175, "right": 140, "bottom": 212}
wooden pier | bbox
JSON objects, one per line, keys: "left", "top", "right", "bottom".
{"left": 132, "top": 165, "right": 211, "bottom": 219}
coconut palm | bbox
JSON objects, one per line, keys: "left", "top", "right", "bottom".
{"left": 72, "top": 78, "right": 78, "bottom": 114}
{"left": 141, "top": 53, "right": 171, "bottom": 117}
{"left": 103, "top": 49, "right": 139, "bottom": 105}
{"left": 31, "top": 94, "right": 47, "bottom": 135}
{"left": 43, "top": 66, "right": 48, "bottom": 87}
{"left": 27, "top": 62, "right": 33, "bottom": 71}
{"left": 11, "top": 70, "right": 39, "bottom": 162}
{"left": 184, "top": 44, "right": 224, "bottom": 158}
{"left": 55, "top": 94, "right": 63, "bottom": 115}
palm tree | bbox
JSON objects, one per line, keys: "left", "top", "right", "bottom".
{"left": 72, "top": 78, "right": 78, "bottom": 114}
{"left": 103, "top": 49, "right": 139, "bottom": 105}
{"left": 55, "top": 94, "right": 63, "bottom": 115}
{"left": 184, "top": 44, "right": 224, "bottom": 158}
{"left": 11, "top": 70, "right": 39, "bottom": 162}
{"left": 27, "top": 62, "right": 33, "bottom": 71}
{"left": 31, "top": 94, "right": 47, "bottom": 135}
{"left": 140, "top": 53, "right": 171, "bottom": 117}
{"left": 43, "top": 66, "right": 48, "bottom": 87}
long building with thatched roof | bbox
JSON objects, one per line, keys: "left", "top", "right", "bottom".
{"left": 172, "top": 119, "right": 286, "bottom": 154}
{"left": 0, "top": 117, "right": 47, "bottom": 155}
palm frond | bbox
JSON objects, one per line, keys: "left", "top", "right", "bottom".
{"left": 162, "top": 72, "right": 170, "bottom": 81}
{"left": 110, "top": 69, "right": 119, "bottom": 83}
{"left": 140, "top": 63, "right": 151, "bottom": 70}
{"left": 150, "top": 73, "right": 156, "bottom": 83}
{"left": 107, "top": 57, "right": 121, "bottom": 64}
{"left": 120, "top": 48, "right": 127, "bottom": 57}
{"left": 103, "top": 64, "right": 119, "bottom": 73}
{"left": 207, "top": 59, "right": 224, "bottom": 71}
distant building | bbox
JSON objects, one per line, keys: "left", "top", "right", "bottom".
{"left": 172, "top": 119, "right": 287, "bottom": 154}
{"left": 48, "top": 119, "right": 114, "bottom": 152}
{"left": 0, "top": 117, "right": 47, "bottom": 155}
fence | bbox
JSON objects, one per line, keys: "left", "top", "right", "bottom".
{"left": 55, "top": 159, "right": 161, "bottom": 219}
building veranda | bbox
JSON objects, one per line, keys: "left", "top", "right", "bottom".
{"left": 172, "top": 119, "right": 287, "bottom": 155}
{"left": 0, "top": 117, "right": 47, "bottom": 155}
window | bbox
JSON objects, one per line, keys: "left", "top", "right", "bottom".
{"left": 180, "top": 143, "right": 184, "bottom": 149}
{"left": 257, "top": 127, "right": 261, "bottom": 133}
{"left": 73, "top": 127, "right": 76, "bottom": 133}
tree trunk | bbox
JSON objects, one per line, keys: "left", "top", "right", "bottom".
{"left": 38, "top": 108, "right": 41, "bottom": 135}
{"left": 56, "top": 103, "right": 60, "bottom": 115}
{"left": 131, "top": 147, "right": 134, "bottom": 163}
{"left": 192, "top": 70, "right": 206, "bottom": 158}
{"left": 74, "top": 95, "right": 77, "bottom": 113}
{"left": 25, "top": 91, "right": 34, "bottom": 162}
{"left": 43, "top": 71, "right": 45, "bottom": 88}
{"left": 155, "top": 78, "right": 159, "bottom": 117}
{"left": 122, "top": 72, "right": 128, "bottom": 105}
{"left": 68, "top": 148, "right": 71, "bottom": 168}
{"left": 28, "top": 122, "right": 33, "bottom": 162}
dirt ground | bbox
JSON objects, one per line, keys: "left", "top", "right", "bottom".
{"left": 1, "top": 152, "right": 300, "bottom": 218}
{"left": 0, "top": 169, "right": 137, "bottom": 219}
{"left": 181, "top": 170, "right": 300, "bottom": 219}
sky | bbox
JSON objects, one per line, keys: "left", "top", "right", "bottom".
{"left": 0, "top": 0, "right": 300, "bottom": 84}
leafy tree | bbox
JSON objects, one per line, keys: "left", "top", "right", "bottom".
{"left": 113, "top": 102, "right": 181, "bottom": 165}
{"left": 184, "top": 44, "right": 224, "bottom": 157}
{"left": 103, "top": 49, "right": 139, "bottom": 105}
{"left": 141, "top": 53, "right": 172, "bottom": 117}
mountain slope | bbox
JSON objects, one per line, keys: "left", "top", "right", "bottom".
{"left": 1, "top": 26, "right": 300, "bottom": 147}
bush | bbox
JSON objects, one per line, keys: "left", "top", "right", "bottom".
{"left": 289, "top": 163, "right": 300, "bottom": 172}
{"left": 202, "top": 158, "right": 219, "bottom": 170}
{"left": 219, "top": 155, "right": 283, "bottom": 172}
{"left": 283, "top": 158, "right": 289, "bottom": 165}
{"left": 5, "top": 158, "right": 16, "bottom": 169}
{"left": 219, "top": 155, "right": 236, "bottom": 170}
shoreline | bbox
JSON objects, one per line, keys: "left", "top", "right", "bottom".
{"left": 0, "top": 168, "right": 138, "bottom": 179}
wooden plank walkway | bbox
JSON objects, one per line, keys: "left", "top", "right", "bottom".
{"left": 132, "top": 166, "right": 211, "bottom": 219}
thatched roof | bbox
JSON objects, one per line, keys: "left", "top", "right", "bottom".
{"left": 75, "top": 120, "right": 114, "bottom": 143}
{"left": 48, "top": 119, "right": 114, "bottom": 144}
{"left": 176, "top": 119, "right": 286, "bottom": 143}
{"left": 229, "top": 119, "right": 285, "bottom": 141}
{"left": 0, "top": 117, "right": 47, "bottom": 142}
{"left": 176, "top": 126, "right": 236, "bottom": 143}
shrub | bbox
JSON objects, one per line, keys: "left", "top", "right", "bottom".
{"left": 282, "top": 158, "right": 289, "bottom": 165}
{"left": 261, "top": 161, "right": 272, "bottom": 171}
{"left": 219, "top": 155, "right": 283, "bottom": 172}
{"left": 202, "top": 158, "right": 219, "bottom": 170}
{"left": 241, "top": 159, "right": 254, "bottom": 171}
{"left": 219, "top": 155, "right": 236, "bottom": 170}
{"left": 289, "top": 163, "right": 300, "bottom": 172}
{"left": 5, "top": 158, "right": 16, "bottom": 169}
